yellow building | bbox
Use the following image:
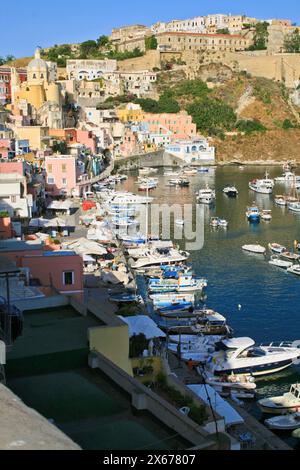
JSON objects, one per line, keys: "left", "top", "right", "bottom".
{"left": 14, "top": 126, "right": 50, "bottom": 151}
{"left": 11, "top": 48, "right": 61, "bottom": 113}
{"left": 116, "top": 104, "right": 144, "bottom": 123}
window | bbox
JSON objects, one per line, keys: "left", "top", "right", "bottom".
{"left": 63, "top": 271, "right": 74, "bottom": 286}
{"left": 62, "top": 178, "right": 67, "bottom": 186}
{"left": 62, "top": 164, "right": 67, "bottom": 173}
{"left": 48, "top": 164, "right": 53, "bottom": 173}
{"left": 11, "top": 196, "right": 17, "bottom": 203}
{"left": 47, "top": 177, "right": 55, "bottom": 184}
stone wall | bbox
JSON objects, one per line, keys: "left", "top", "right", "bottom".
{"left": 117, "top": 50, "right": 161, "bottom": 72}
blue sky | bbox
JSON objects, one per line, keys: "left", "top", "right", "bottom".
{"left": 1, "top": 0, "right": 300, "bottom": 57}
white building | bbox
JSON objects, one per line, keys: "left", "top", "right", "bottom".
{"left": 152, "top": 16, "right": 206, "bottom": 34}
{"left": 0, "top": 174, "right": 32, "bottom": 218}
{"left": 66, "top": 59, "right": 118, "bottom": 81}
{"left": 165, "top": 138, "right": 215, "bottom": 164}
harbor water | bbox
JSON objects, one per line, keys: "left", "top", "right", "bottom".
{"left": 120, "top": 165, "right": 300, "bottom": 448}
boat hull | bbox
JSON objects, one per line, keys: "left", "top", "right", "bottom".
{"left": 214, "top": 358, "right": 294, "bottom": 378}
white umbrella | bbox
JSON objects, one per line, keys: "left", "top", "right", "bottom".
{"left": 29, "top": 218, "right": 50, "bottom": 228}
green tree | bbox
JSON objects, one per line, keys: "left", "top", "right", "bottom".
{"left": 284, "top": 29, "right": 300, "bottom": 53}
{"left": 52, "top": 141, "right": 68, "bottom": 154}
{"left": 248, "top": 21, "right": 269, "bottom": 50}
{"left": 80, "top": 40, "right": 99, "bottom": 57}
{"left": 172, "top": 79, "right": 210, "bottom": 99}
{"left": 97, "top": 35, "right": 110, "bottom": 48}
{"left": 145, "top": 35, "right": 158, "bottom": 50}
{"left": 236, "top": 119, "right": 266, "bottom": 133}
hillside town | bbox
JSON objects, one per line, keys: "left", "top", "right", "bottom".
{"left": 1, "top": 10, "right": 300, "bottom": 453}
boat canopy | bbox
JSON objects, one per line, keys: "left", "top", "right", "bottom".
{"left": 221, "top": 337, "right": 255, "bottom": 350}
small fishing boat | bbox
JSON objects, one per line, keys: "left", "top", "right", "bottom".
{"left": 218, "top": 219, "right": 229, "bottom": 228}
{"left": 269, "top": 255, "right": 293, "bottom": 269}
{"left": 288, "top": 201, "right": 300, "bottom": 213}
{"left": 275, "top": 195, "right": 287, "bottom": 206}
{"left": 265, "top": 413, "right": 300, "bottom": 431}
{"left": 202, "top": 371, "right": 257, "bottom": 392}
{"left": 197, "top": 187, "right": 216, "bottom": 205}
{"left": 259, "top": 384, "right": 300, "bottom": 414}
{"left": 139, "top": 167, "right": 158, "bottom": 176}
{"left": 246, "top": 205, "right": 260, "bottom": 222}
{"left": 109, "top": 293, "right": 142, "bottom": 303}
{"left": 249, "top": 173, "right": 273, "bottom": 194}
{"left": 275, "top": 171, "right": 300, "bottom": 183}
{"left": 287, "top": 265, "right": 300, "bottom": 276}
{"left": 178, "top": 178, "right": 190, "bottom": 187}
{"left": 242, "top": 244, "right": 266, "bottom": 254}
{"left": 281, "top": 251, "right": 300, "bottom": 261}
{"left": 268, "top": 243, "right": 287, "bottom": 254}
{"left": 182, "top": 167, "right": 198, "bottom": 176}
{"left": 175, "top": 219, "right": 185, "bottom": 226}
{"left": 198, "top": 167, "right": 209, "bottom": 173}
{"left": 261, "top": 210, "right": 272, "bottom": 221}
{"left": 223, "top": 186, "right": 238, "bottom": 197}
{"left": 210, "top": 217, "right": 219, "bottom": 228}
{"left": 148, "top": 274, "right": 207, "bottom": 294}
{"left": 210, "top": 217, "right": 228, "bottom": 228}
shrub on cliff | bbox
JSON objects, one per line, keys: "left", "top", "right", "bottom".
{"left": 236, "top": 119, "right": 267, "bottom": 134}
{"left": 187, "top": 98, "right": 236, "bottom": 132}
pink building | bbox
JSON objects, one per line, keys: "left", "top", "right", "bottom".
{"left": 49, "top": 128, "right": 97, "bottom": 154}
{"left": 142, "top": 112, "right": 197, "bottom": 138}
{"left": 0, "top": 216, "right": 13, "bottom": 240}
{"left": 0, "top": 160, "right": 25, "bottom": 176}
{"left": 0, "top": 240, "right": 84, "bottom": 300}
{"left": 45, "top": 155, "right": 77, "bottom": 197}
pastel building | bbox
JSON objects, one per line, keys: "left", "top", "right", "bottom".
{"left": 45, "top": 155, "right": 77, "bottom": 197}
{"left": 165, "top": 137, "right": 215, "bottom": 164}
{"left": 0, "top": 67, "right": 27, "bottom": 103}
{"left": 66, "top": 59, "right": 117, "bottom": 80}
{"left": 0, "top": 240, "right": 84, "bottom": 300}
{"left": 0, "top": 173, "right": 32, "bottom": 218}
{"left": 49, "top": 128, "right": 97, "bottom": 154}
{"left": 142, "top": 112, "right": 197, "bottom": 138}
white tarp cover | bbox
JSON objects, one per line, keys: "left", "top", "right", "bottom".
{"left": 119, "top": 315, "right": 166, "bottom": 339}
{"left": 63, "top": 238, "right": 107, "bottom": 255}
{"left": 47, "top": 200, "right": 73, "bottom": 211}
{"left": 188, "top": 384, "right": 244, "bottom": 426}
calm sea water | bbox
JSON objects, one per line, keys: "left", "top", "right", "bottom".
{"left": 120, "top": 166, "right": 300, "bottom": 448}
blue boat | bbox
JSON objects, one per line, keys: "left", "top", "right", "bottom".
{"left": 246, "top": 206, "right": 260, "bottom": 223}
{"left": 109, "top": 293, "right": 142, "bottom": 303}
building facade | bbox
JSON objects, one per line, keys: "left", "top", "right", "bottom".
{"left": 157, "top": 32, "right": 250, "bottom": 53}
{"left": 66, "top": 59, "right": 117, "bottom": 80}
{"left": 0, "top": 67, "right": 27, "bottom": 103}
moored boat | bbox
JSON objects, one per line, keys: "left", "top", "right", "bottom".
{"left": 258, "top": 384, "right": 300, "bottom": 414}
{"left": 268, "top": 255, "right": 292, "bottom": 269}
{"left": 242, "top": 244, "right": 266, "bottom": 254}
{"left": 265, "top": 412, "right": 300, "bottom": 430}
{"left": 223, "top": 186, "right": 238, "bottom": 197}
{"left": 246, "top": 205, "right": 260, "bottom": 222}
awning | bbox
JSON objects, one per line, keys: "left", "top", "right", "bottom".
{"left": 188, "top": 384, "right": 244, "bottom": 426}
{"left": 119, "top": 315, "right": 166, "bottom": 339}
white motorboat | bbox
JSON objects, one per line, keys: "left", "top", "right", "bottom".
{"left": 281, "top": 251, "right": 300, "bottom": 262}
{"left": 196, "top": 187, "right": 216, "bottom": 205}
{"left": 168, "top": 336, "right": 218, "bottom": 356}
{"left": 207, "top": 338, "right": 300, "bottom": 377}
{"left": 169, "top": 334, "right": 223, "bottom": 345}
{"left": 275, "top": 195, "right": 287, "bottom": 206}
{"left": 182, "top": 167, "right": 198, "bottom": 176}
{"left": 268, "top": 255, "right": 293, "bottom": 269}
{"left": 261, "top": 210, "right": 272, "bottom": 221}
{"left": 175, "top": 219, "right": 185, "bottom": 226}
{"left": 275, "top": 172, "right": 300, "bottom": 183}
{"left": 139, "top": 167, "right": 158, "bottom": 176}
{"left": 268, "top": 243, "right": 287, "bottom": 254}
{"left": 218, "top": 219, "right": 228, "bottom": 228}
{"left": 202, "top": 371, "right": 257, "bottom": 391}
{"left": 265, "top": 412, "right": 300, "bottom": 430}
{"left": 287, "top": 265, "right": 300, "bottom": 276}
{"left": 131, "top": 248, "right": 189, "bottom": 269}
{"left": 223, "top": 186, "right": 238, "bottom": 197}
{"left": 210, "top": 217, "right": 228, "bottom": 228}
{"left": 288, "top": 201, "right": 300, "bottom": 213}
{"left": 242, "top": 244, "right": 266, "bottom": 254}
{"left": 259, "top": 384, "right": 300, "bottom": 414}
{"left": 148, "top": 274, "right": 207, "bottom": 294}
